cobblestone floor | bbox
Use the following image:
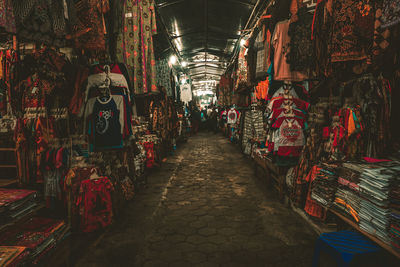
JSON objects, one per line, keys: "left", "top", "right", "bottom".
{"left": 60, "top": 133, "right": 317, "bottom": 266}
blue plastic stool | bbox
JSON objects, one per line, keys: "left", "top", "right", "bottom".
{"left": 312, "top": 231, "right": 381, "bottom": 267}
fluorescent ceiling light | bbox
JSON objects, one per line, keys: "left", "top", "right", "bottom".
{"left": 169, "top": 55, "right": 177, "bottom": 65}
{"left": 194, "top": 90, "right": 214, "bottom": 96}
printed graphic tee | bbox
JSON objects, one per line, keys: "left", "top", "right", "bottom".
{"left": 91, "top": 97, "right": 123, "bottom": 150}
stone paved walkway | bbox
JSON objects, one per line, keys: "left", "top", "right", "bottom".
{"left": 73, "top": 133, "right": 317, "bottom": 266}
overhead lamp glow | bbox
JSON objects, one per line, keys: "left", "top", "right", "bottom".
{"left": 181, "top": 61, "right": 188, "bottom": 67}
{"left": 169, "top": 55, "right": 177, "bottom": 65}
{"left": 240, "top": 38, "right": 246, "bottom": 47}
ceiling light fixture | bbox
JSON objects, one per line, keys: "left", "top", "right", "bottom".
{"left": 169, "top": 55, "right": 177, "bottom": 65}
{"left": 181, "top": 61, "right": 188, "bottom": 67}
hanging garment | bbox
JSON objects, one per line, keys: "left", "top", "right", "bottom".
{"left": 227, "top": 108, "right": 239, "bottom": 125}
{"left": 272, "top": 20, "right": 309, "bottom": 81}
{"left": 312, "top": 0, "right": 333, "bottom": 77}
{"left": 330, "top": 0, "right": 375, "bottom": 62}
{"left": 381, "top": 0, "right": 400, "bottom": 28}
{"left": 0, "top": 0, "right": 16, "bottom": 33}
{"left": 235, "top": 46, "right": 248, "bottom": 90}
{"left": 180, "top": 83, "right": 192, "bottom": 103}
{"left": 287, "top": 6, "right": 315, "bottom": 72}
{"left": 273, "top": 117, "right": 305, "bottom": 157}
{"left": 144, "top": 142, "right": 155, "bottom": 168}
{"left": 255, "top": 25, "right": 272, "bottom": 81}
{"left": 68, "top": 0, "right": 109, "bottom": 51}
{"left": 12, "top": 0, "right": 67, "bottom": 46}
{"left": 87, "top": 96, "right": 124, "bottom": 151}
{"left": 116, "top": 0, "right": 158, "bottom": 94}
{"left": 76, "top": 177, "right": 113, "bottom": 233}
{"left": 156, "top": 59, "right": 173, "bottom": 96}
{"left": 255, "top": 80, "right": 269, "bottom": 100}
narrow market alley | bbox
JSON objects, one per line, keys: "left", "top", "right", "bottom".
{"left": 54, "top": 133, "right": 316, "bottom": 267}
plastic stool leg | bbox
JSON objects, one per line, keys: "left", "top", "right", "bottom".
{"left": 312, "top": 239, "right": 323, "bottom": 267}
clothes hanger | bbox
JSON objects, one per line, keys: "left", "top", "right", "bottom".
{"left": 90, "top": 168, "right": 101, "bottom": 180}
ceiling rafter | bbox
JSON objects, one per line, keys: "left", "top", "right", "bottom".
{"left": 188, "top": 65, "right": 225, "bottom": 70}
{"left": 157, "top": 0, "right": 189, "bottom": 9}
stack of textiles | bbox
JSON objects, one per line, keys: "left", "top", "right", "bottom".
{"left": 310, "top": 166, "right": 338, "bottom": 207}
{"left": 333, "top": 165, "right": 362, "bottom": 223}
{"left": 0, "top": 246, "right": 29, "bottom": 266}
{"left": 357, "top": 161, "right": 400, "bottom": 244}
{"left": 389, "top": 166, "right": 400, "bottom": 250}
{"left": 0, "top": 189, "right": 38, "bottom": 225}
{"left": 0, "top": 217, "right": 68, "bottom": 265}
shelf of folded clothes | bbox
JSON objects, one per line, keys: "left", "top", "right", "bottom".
{"left": 0, "top": 178, "right": 18, "bottom": 188}
{"left": 0, "top": 217, "right": 70, "bottom": 265}
{"left": 0, "top": 188, "right": 43, "bottom": 233}
{"left": 330, "top": 208, "right": 400, "bottom": 260}
{"left": 324, "top": 160, "right": 400, "bottom": 259}
{"left": 0, "top": 246, "right": 30, "bottom": 266}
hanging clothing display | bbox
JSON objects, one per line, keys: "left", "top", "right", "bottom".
{"left": 76, "top": 177, "right": 113, "bottom": 233}
{"left": 85, "top": 96, "right": 124, "bottom": 151}
{"left": 156, "top": 59, "right": 173, "bottom": 96}
{"left": 272, "top": 20, "right": 309, "bottom": 81}
{"left": 235, "top": 45, "right": 248, "bottom": 90}
{"left": 330, "top": 0, "right": 375, "bottom": 62}
{"left": 180, "top": 83, "right": 192, "bottom": 103}
{"left": 116, "top": 0, "right": 158, "bottom": 94}
{"left": 68, "top": 0, "right": 110, "bottom": 51}
{"left": 227, "top": 108, "right": 239, "bottom": 125}
{"left": 12, "top": 0, "right": 67, "bottom": 47}
{"left": 0, "top": 0, "right": 16, "bottom": 33}
{"left": 381, "top": 0, "right": 400, "bottom": 29}
{"left": 287, "top": 6, "right": 315, "bottom": 73}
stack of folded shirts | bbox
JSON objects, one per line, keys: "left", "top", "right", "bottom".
{"left": 0, "top": 246, "right": 29, "bottom": 266}
{"left": 390, "top": 175, "right": 400, "bottom": 251}
{"left": 0, "top": 189, "right": 38, "bottom": 225}
{"left": 390, "top": 211, "right": 400, "bottom": 251}
{"left": 358, "top": 161, "right": 400, "bottom": 245}
{"left": 311, "top": 167, "right": 338, "bottom": 207}
{"left": 359, "top": 199, "right": 391, "bottom": 244}
{"left": 334, "top": 187, "right": 361, "bottom": 223}
{"left": 333, "top": 165, "right": 362, "bottom": 223}
{"left": 0, "top": 217, "right": 68, "bottom": 265}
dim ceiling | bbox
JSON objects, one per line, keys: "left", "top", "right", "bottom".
{"left": 154, "top": 0, "right": 265, "bottom": 92}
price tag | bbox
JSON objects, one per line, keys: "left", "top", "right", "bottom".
{"left": 125, "top": 13, "right": 133, "bottom": 18}
{"left": 32, "top": 87, "right": 39, "bottom": 94}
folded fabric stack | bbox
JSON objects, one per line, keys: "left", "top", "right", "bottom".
{"left": 390, "top": 173, "right": 400, "bottom": 251}
{"left": 358, "top": 161, "right": 400, "bottom": 244}
{"left": 310, "top": 167, "right": 338, "bottom": 207}
{"left": 0, "top": 217, "right": 68, "bottom": 265}
{"left": 0, "top": 246, "right": 29, "bottom": 266}
{"left": 333, "top": 165, "right": 362, "bottom": 223}
{"left": 0, "top": 189, "right": 38, "bottom": 225}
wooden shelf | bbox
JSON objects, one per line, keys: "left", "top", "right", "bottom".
{"left": 0, "top": 179, "right": 17, "bottom": 187}
{"left": 0, "top": 203, "right": 45, "bottom": 233}
{"left": 330, "top": 209, "right": 400, "bottom": 259}
{"left": 0, "top": 148, "right": 16, "bottom": 151}
{"left": 0, "top": 165, "right": 17, "bottom": 168}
